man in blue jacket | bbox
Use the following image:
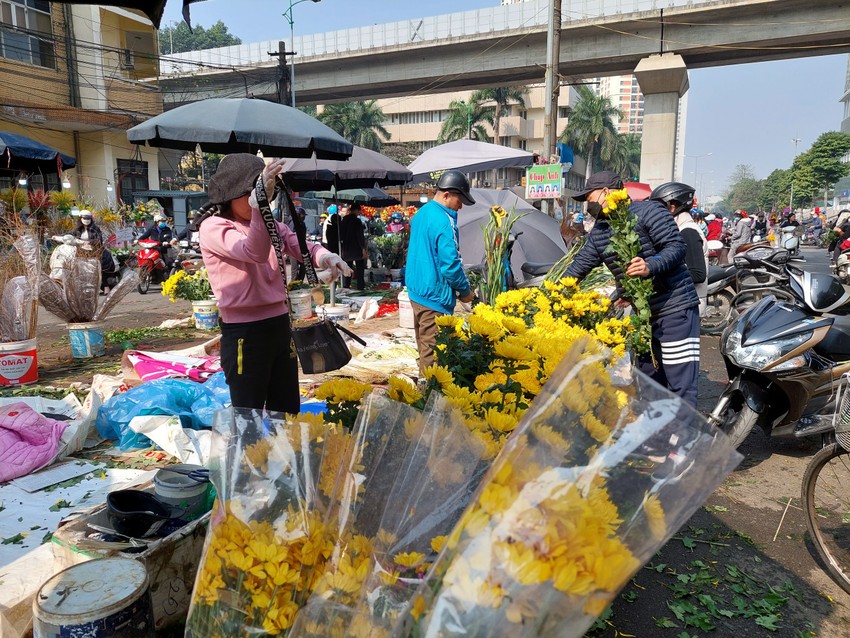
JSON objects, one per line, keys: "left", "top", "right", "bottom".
{"left": 565, "top": 171, "right": 700, "bottom": 406}
{"left": 407, "top": 170, "right": 475, "bottom": 375}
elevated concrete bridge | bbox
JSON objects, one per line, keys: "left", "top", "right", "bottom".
{"left": 160, "top": 0, "right": 850, "bottom": 105}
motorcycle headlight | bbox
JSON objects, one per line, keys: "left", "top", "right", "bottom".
{"left": 725, "top": 330, "right": 812, "bottom": 370}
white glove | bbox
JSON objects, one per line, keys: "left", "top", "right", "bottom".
{"left": 319, "top": 253, "right": 353, "bottom": 283}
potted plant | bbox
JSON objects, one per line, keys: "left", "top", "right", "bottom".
{"left": 161, "top": 269, "right": 218, "bottom": 329}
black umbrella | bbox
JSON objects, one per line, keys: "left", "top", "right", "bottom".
{"left": 127, "top": 98, "right": 353, "bottom": 160}
{"left": 0, "top": 131, "right": 76, "bottom": 173}
{"left": 281, "top": 146, "right": 412, "bottom": 191}
{"left": 304, "top": 187, "right": 399, "bottom": 207}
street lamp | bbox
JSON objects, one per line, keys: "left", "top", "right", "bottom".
{"left": 685, "top": 152, "right": 712, "bottom": 190}
{"left": 283, "top": 0, "right": 321, "bottom": 107}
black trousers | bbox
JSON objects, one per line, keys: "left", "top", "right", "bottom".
{"left": 219, "top": 313, "right": 300, "bottom": 414}
{"left": 343, "top": 258, "right": 366, "bottom": 290}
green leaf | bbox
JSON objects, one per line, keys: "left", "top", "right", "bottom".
{"left": 755, "top": 614, "right": 782, "bottom": 631}
{"left": 681, "top": 536, "right": 696, "bottom": 550}
{"left": 1, "top": 533, "right": 26, "bottom": 545}
{"left": 49, "top": 499, "right": 73, "bottom": 512}
{"left": 655, "top": 617, "right": 679, "bottom": 628}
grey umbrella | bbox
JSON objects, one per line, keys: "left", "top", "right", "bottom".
{"left": 408, "top": 139, "right": 534, "bottom": 183}
{"left": 281, "top": 146, "right": 412, "bottom": 191}
{"left": 457, "top": 189, "right": 567, "bottom": 283}
{"left": 127, "top": 98, "right": 353, "bottom": 160}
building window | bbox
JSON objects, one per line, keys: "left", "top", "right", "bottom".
{"left": 558, "top": 107, "right": 569, "bottom": 119}
{"left": 117, "top": 159, "right": 149, "bottom": 202}
{"left": 519, "top": 139, "right": 527, "bottom": 150}
{"left": 0, "top": 0, "right": 54, "bottom": 68}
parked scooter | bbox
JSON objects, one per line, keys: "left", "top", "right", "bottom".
{"left": 833, "top": 247, "right": 850, "bottom": 284}
{"left": 701, "top": 263, "right": 737, "bottom": 334}
{"left": 708, "top": 267, "right": 850, "bottom": 449}
{"left": 134, "top": 239, "right": 178, "bottom": 294}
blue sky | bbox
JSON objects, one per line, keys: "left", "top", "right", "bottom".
{"left": 164, "top": 0, "right": 848, "bottom": 197}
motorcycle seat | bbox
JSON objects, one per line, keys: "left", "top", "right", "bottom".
{"left": 814, "top": 317, "right": 850, "bottom": 360}
{"left": 707, "top": 264, "right": 735, "bottom": 284}
{"left": 521, "top": 262, "right": 554, "bottom": 276}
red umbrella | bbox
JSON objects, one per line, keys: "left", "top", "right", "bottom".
{"left": 625, "top": 181, "right": 652, "bottom": 201}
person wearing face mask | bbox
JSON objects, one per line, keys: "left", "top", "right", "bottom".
{"left": 565, "top": 171, "right": 700, "bottom": 407}
{"left": 137, "top": 212, "right": 176, "bottom": 269}
{"left": 196, "top": 154, "right": 351, "bottom": 412}
{"left": 72, "top": 210, "right": 117, "bottom": 293}
{"left": 406, "top": 170, "right": 475, "bottom": 376}
{"left": 72, "top": 210, "right": 104, "bottom": 246}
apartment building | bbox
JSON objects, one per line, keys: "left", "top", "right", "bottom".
{"left": 0, "top": 2, "right": 162, "bottom": 204}
{"left": 378, "top": 85, "right": 587, "bottom": 192}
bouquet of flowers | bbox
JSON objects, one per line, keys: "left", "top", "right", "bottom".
{"left": 481, "top": 206, "right": 526, "bottom": 304}
{"left": 400, "top": 339, "right": 742, "bottom": 638}
{"left": 162, "top": 269, "right": 213, "bottom": 302}
{"left": 185, "top": 408, "right": 351, "bottom": 637}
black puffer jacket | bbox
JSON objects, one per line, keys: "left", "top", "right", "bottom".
{"left": 565, "top": 199, "right": 698, "bottom": 319}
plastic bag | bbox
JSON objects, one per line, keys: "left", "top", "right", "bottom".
{"left": 37, "top": 273, "right": 75, "bottom": 323}
{"left": 64, "top": 256, "right": 100, "bottom": 322}
{"left": 0, "top": 276, "right": 32, "bottom": 342}
{"left": 404, "top": 339, "right": 743, "bottom": 638}
{"left": 93, "top": 268, "right": 139, "bottom": 321}
{"left": 94, "top": 378, "right": 228, "bottom": 449}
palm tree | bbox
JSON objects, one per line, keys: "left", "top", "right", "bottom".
{"left": 559, "top": 85, "right": 622, "bottom": 180}
{"left": 471, "top": 86, "right": 528, "bottom": 145}
{"left": 318, "top": 100, "right": 391, "bottom": 151}
{"left": 438, "top": 98, "right": 494, "bottom": 143}
{"left": 604, "top": 133, "right": 642, "bottom": 181}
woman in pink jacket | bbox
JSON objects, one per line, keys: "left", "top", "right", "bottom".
{"left": 198, "top": 154, "right": 351, "bottom": 412}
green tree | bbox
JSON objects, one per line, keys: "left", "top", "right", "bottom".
{"left": 788, "top": 132, "right": 850, "bottom": 205}
{"left": 471, "top": 86, "right": 528, "bottom": 146}
{"left": 758, "top": 168, "right": 790, "bottom": 212}
{"left": 559, "top": 85, "right": 622, "bottom": 180}
{"left": 318, "top": 101, "right": 391, "bottom": 151}
{"left": 604, "top": 133, "right": 642, "bottom": 181}
{"left": 723, "top": 164, "right": 763, "bottom": 212}
{"left": 438, "top": 98, "right": 494, "bottom": 143}
{"left": 382, "top": 141, "right": 420, "bottom": 167}
{"left": 159, "top": 21, "right": 242, "bottom": 55}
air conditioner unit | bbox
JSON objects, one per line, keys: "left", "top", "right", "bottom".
{"left": 120, "top": 49, "right": 134, "bottom": 70}
{"left": 483, "top": 181, "right": 491, "bottom": 187}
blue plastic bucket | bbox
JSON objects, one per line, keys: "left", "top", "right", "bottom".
{"left": 67, "top": 322, "right": 106, "bottom": 358}
{"left": 192, "top": 300, "right": 219, "bottom": 330}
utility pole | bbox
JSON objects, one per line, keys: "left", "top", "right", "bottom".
{"left": 269, "top": 42, "right": 293, "bottom": 105}
{"left": 541, "top": 0, "right": 562, "bottom": 216}
{"left": 789, "top": 136, "right": 801, "bottom": 214}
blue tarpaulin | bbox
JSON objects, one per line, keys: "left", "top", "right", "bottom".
{"left": 0, "top": 131, "right": 75, "bottom": 172}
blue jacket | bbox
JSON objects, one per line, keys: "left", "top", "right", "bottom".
{"left": 565, "top": 199, "right": 698, "bottom": 319}
{"left": 406, "top": 200, "right": 470, "bottom": 314}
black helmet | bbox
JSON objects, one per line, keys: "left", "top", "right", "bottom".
{"left": 650, "top": 181, "right": 696, "bottom": 215}
{"left": 436, "top": 170, "right": 475, "bottom": 206}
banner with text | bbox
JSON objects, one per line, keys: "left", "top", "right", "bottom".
{"left": 525, "top": 164, "right": 564, "bottom": 200}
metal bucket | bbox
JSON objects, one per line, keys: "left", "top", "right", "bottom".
{"left": 33, "top": 557, "right": 154, "bottom": 638}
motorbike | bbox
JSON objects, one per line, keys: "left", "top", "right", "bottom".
{"left": 701, "top": 263, "right": 737, "bottom": 335}
{"left": 708, "top": 266, "right": 850, "bottom": 449}
{"left": 779, "top": 225, "right": 806, "bottom": 261}
{"left": 833, "top": 247, "right": 850, "bottom": 284}
{"left": 133, "top": 239, "right": 179, "bottom": 294}
{"left": 174, "top": 239, "right": 204, "bottom": 275}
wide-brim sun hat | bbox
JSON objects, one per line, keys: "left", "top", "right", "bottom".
{"left": 208, "top": 153, "right": 266, "bottom": 205}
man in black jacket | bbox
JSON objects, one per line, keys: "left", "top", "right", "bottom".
{"left": 565, "top": 171, "right": 701, "bottom": 407}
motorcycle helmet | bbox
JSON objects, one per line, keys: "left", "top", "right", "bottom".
{"left": 391, "top": 212, "right": 403, "bottom": 222}
{"left": 649, "top": 182, "right": 695, "bottom": 215}
{"left": 153, "top": 213, "right": 166, "bottom": 222}
{"left": 436, "top": 170, "right": 475, "bottom": 205}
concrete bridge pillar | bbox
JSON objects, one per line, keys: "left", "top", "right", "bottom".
{"left": 634, "top": 53, "right": 689, "bottom": 189}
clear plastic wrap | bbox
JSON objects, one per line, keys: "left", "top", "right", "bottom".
{"left": 0, "top": 276, "right": 32, "bottom": 342}
{"left": 93, "top": 268, "right": 139, "bottom": 321}
{"left": 400, "top": 339, "right": 742, "bottom": 638}
{"left": 37, "top": 273, "right": 75, "bottom": 323}
{"left": 184, "top": 408, "right": 351, "bottom": 637}
{"left": 11, "top": 233, "right": 40, "bottom": 339}
{"left": 64, "top": 255, "right": 100, "bottom": 322}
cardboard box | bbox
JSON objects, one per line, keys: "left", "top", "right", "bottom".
{"left": 51, "top": 484, "right": 210, "bottom": 631}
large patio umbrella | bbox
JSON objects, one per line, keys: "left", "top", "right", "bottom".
{"left": 0, "top": 131, "right": 75, "bottom": 173}
{"left": 457, "top": 188, "right": 567, "bottom": 284}
{"left": 408, "top": 139, "right": 535, "bottom": 183}
{"left": 304, "top": 187, "right": 399, "bottom": 207}
{"left": 281, "top": 145, "right": 412, "bottom": 191}
{"left": 52, "top": 0, "right": 201, "bottom": 28}
{"left": 127, "top": 98, "right": 353, "bottom": 160}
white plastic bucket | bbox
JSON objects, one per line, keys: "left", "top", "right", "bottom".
{"left": 67, "top": 322, "right": 105, "bottom": 359}
{"left": 192, "top": 300, "right": 219, "bottom": 330}
{"left": 398, "top": 290, "right": 414, "bottom": 329}
{"left": 317, "top": 304, "right": 350, "bottom": 327}
{"left": 153, "top": 465, "right": 211, "bottom": 521}
{"left": 33, "top": 557, "right": 154, "bottom": 638}
{"left": 0, "top": 338, "right": 38, "bottom": 386}
{"left": 289, "top": 289, "right": 314, "bottom": 320}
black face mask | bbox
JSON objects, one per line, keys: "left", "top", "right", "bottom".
{"left": 586, "top": 201, "right": 604, "bottom": 218}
